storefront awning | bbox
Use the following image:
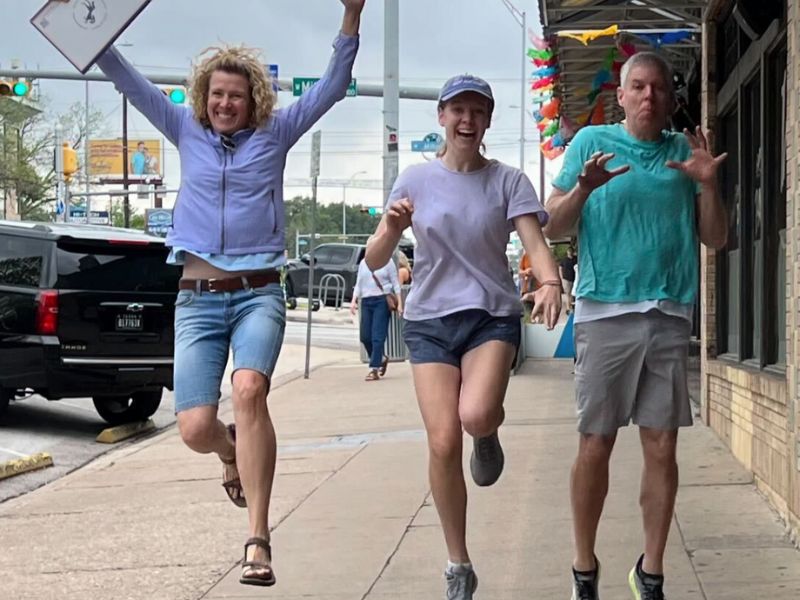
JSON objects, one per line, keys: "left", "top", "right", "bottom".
{"left": 534, "top": 0, "right": 707, "bottom": 158}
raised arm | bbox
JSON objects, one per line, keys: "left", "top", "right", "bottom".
{"left": 278, "top": 1, "right": 364, "bottom": 147}
{"left": 95, "top": 47, "right": 185, "bottom": 146}
{"left": 665, "top": 127, "right": 728, "bottom": 249}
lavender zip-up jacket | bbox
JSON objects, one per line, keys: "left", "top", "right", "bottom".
{"left": 96, "top": 34, "right": 359, "bottom": 254}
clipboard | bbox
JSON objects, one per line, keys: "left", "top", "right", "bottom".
{"left": 31, "top": 0, "right": 152, "bottom": 74}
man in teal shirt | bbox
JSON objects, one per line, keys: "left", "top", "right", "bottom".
{"left": 544, "top": 52, "right": 727, "bottom": 600}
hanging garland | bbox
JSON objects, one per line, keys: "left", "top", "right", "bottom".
{"left": 529, "top": 25, "right": 696, "bottom": 159}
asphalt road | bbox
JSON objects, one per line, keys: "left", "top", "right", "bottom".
{"left": 0, "top": 389, "right": 177, "bottom": 503}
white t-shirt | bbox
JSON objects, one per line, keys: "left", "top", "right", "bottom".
{"left": 387, "top": 158, "right": 547, "bottom": 321}
{"left": 352, "top": 259, "right": 401, "bottom": 300}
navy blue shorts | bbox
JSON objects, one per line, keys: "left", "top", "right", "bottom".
{"left": 403, "top": 309, "right": 521, "bottom": 367}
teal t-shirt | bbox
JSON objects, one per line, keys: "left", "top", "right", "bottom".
{"left": 552, "top": 123, "right": 699, "bottom": 304}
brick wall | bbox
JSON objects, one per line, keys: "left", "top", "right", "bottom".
{"left": 787, "top": 0, "right": 800, "bottom": 534}
{"left": 701, "top": 0, "right": 800, "bottom": 541}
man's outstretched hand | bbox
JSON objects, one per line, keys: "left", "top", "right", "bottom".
{"left": 666, "top": 127, "right": 727, "bottom": 185}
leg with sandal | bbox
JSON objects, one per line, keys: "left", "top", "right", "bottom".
{"left": 174, "top": 281, "right": 285, "bottom": 587}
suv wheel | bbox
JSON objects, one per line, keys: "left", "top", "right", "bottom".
{"left": 93, "top": 390, "right": 163, "bottom": 425}
{"left": 0, "top": 389, "right": 10, "bottom": 421}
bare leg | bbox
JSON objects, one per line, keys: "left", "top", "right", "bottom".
{"left": 458, "top": 340, "right": 515, "bottom": 438}
{"left": 412, "top": 362, "right": 469, "bottom": 563}
{"left": 639, "top": 427, "right": 679, "bottom": 575}
{"left": 176, "top": 405, "right": 235, "bottom": 461}
{"left": 231, "top": 369, "right": 276, "bottom": 578}
{"left": 571, "top": 433, "right": 617, "bottom": 571}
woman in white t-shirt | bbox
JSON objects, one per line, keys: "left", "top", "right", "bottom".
{"left": 366, "top": 74, "right": 562, "bottom": 599}
{"left": 350, "top": 258, "right": 402, "bottom": 380}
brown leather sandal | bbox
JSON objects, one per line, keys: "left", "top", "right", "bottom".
{"left": 240, "top": 537, "right": 276, "bottom": 587}
{"left": 221, "top": 424, "right": 246, "bottom": 508}
{"left": 379, "top": 356, "right": 389, "bottom": 377}
{"left": 365, "top": 369, "right": 380, "bottom": 381}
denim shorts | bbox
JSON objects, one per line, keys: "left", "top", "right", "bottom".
{"left": 403, "top": 309, "right": 521, "bottom": 367}
{"left": 172, "top": 282, "right": 286, "bottom": 413}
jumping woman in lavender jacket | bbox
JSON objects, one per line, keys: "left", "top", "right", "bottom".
{"left": 94, "top": 0, "right": 365, "bottom": 587}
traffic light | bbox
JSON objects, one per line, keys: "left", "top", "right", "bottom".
{"left": 162, "top": 87, "right": 186, "bottom": 104}
{"left": 0, "top": 78, "right": 31, "bottom": 97}
{"left": 62, "top": 143, "right": 78, "bottom": 183}
{"left": 359, "top": 207, "right": 383, "bottom": 216}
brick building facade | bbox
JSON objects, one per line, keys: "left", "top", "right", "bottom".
{"left": 700, "top": 0, "right": 799, "bottom": 540}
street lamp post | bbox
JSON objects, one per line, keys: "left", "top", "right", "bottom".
{"left": 342, "top": 170, "right": 367, "bottom": 237}
{"left": 500, "top": 0, "right": 527, "bottom": 173}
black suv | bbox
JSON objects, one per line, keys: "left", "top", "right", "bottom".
{"left": 0, "top": 221, "right": 180, "bottom": 424}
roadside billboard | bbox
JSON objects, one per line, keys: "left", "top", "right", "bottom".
{"left": 88, "top": 139, "right": 162, "bottom": 177}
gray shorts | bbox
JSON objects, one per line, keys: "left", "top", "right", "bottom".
{"left": 573, "top": 310, "right": 693, "bottom": 435}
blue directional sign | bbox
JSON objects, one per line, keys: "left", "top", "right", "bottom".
{"left": 411, "top": 132, "right": 444, "bottom": 152}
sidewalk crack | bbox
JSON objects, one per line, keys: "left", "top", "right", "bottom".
{"left": 674, "top": 513, "right": 709, "bottom": 600}
{"left": 360, "top": 490, "right": 432, "bottom": 599}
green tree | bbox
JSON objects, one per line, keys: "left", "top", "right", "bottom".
{"left": 283, "top": 195, "right": 382, "bottom": 257}
{"left": 110, "top": 200, "right": 145, "bottom": 230}
{"left": 0, "top": 97, "right": 108, "bottom": 221}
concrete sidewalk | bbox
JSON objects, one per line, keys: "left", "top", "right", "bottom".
{"left": 2, "top": 357, "right": 800, "bottom": 599}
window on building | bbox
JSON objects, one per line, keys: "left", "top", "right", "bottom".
{"left": 718, "top": 108, "right": 740, "bottom": 355}
{"left": 764, "top": 39, "right": 788, "bottom": 366}
{"left": 715, "top": 23, "right": 787, "bottom": 370}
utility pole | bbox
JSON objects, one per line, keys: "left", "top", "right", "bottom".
{"left": 500, "top": 0, "right": 527, "bottom": 173}
{"left": 383, "top": 0, "right": 399, "bottom": 203}
{"left": 122, "top": 96, "right": 130, "bottom": 227}
{"left": 54, "top": 125, "right": 65, "bottom": 222}
{"left": 84, "top": 80, "right": 91, "bottom": 223}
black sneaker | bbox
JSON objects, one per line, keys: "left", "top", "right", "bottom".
{"left": 571, "top": 557, "right": 601, "bottom": 600}
{"left": 628, "top": 554, "right": 665, "bottom": 600}
{"left": 469, "top": 431, "right": 504, "bottom": 486}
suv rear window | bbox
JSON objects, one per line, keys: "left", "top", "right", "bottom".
{"left": 0, "top": 235, "right": 44, "bottom": 287}
{"left": 56, "top": 240, "right": 180, "bottom": 292}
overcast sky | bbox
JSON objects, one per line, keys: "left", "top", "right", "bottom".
{"left": 3, "top": 0, "right": 556, "bottom": 208}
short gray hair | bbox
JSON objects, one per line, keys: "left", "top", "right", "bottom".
{"left": 619, "top": 51, "right": 674, "bottom": 92}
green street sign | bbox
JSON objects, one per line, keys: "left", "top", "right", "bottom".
{"left": 293, "top": 77, "right": 357, "bottom": 97}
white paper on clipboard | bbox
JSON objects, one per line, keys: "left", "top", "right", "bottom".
{"left": 31, "top": 0, "right": 152, "bottom": 74}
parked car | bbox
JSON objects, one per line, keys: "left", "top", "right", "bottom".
{"left": 0, "top": 221, "right": 180, "bottom": 424}
{"left": 285, "top": 243, "right": 363, "bottom": 306}
{"left": 284, "top": 240, "right": 414, "bottom": 307}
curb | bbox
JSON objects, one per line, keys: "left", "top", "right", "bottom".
{"left": 95, "top": 419, "right": 156, "bottom": 444}
{"left": 285, "top": 313, "right": 354, "bottom": 326}
{"left": 0, "top": 452, "right": 54, "bottom": 480}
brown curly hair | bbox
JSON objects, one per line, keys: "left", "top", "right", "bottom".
{"left": 189, "top": 45, "right": 277, "bottom": 130}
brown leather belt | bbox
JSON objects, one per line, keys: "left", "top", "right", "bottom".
{"left": 179, "top": 271, "right": 281, "bottom": 293}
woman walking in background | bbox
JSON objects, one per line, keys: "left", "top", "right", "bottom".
{"left": 350, "top": 256, "right": 402, "bottom": 380}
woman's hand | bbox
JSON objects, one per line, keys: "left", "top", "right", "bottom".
{"left": 386, "top": 198, "right": 414, "bottom": 232}
{"left": 522, "top": 284, "right": 562, "bottom": 330}
{"left": 340, "top": 0, "right": 366, "bottom": 14}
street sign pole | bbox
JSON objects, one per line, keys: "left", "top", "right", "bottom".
{"left": 304, "top": 130, "right": 322, "bottom": 379}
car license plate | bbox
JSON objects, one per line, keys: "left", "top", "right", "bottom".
{"left": 116, "top": 313, "right": 143, "bottom": 331}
